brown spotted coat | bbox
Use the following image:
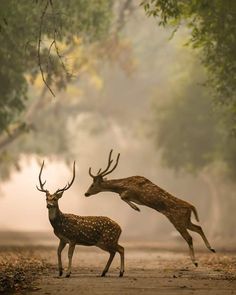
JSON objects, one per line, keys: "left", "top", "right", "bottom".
{"left": 85, "top": 175, "right": 215, "bottom": 266}
{"left": 46, "top": 201, "right": 124, "bottom": 278}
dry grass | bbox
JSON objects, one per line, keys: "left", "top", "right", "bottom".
{"left": 0, "top": 247, "right": 50, "bottom": 293}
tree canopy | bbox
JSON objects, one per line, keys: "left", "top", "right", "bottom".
{"left": 152, "top": 58, "right": 236, "bottom": 179}
{"left": 0, "top": 0, "right": 113, "bottom": 135}
{"left": 141, "top": 0, "right": 236, "bottom": 131}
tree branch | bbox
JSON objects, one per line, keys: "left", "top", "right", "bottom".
{"left": 0, "top": 124, "right": 28, "bottom": 151}
{"left": 37, "top": 0, "right": 55, "bottom": 96}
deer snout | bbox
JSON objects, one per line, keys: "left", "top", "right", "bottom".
{"left": 85, "top": 192, "right": 90, "bottom": 197}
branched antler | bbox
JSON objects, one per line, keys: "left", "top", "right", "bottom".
{"left": 36, "top": 161, "right": 75, "bottom": 194}
{"left": 55, "top": 161, "right": 76, "bottom": 194}
{"left": 89, "top": 150, "right": 120, "bottom": 179}
{"left": 36, "top": 161, "right": 48, "bottom": 192}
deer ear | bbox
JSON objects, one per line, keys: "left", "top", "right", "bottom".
{"left": 55, "top": 192, "right": 63, "bottom": 199}
{"left": 95, "top": 176, "right": 101, "bottom": 183}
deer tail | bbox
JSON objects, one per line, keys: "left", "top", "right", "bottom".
{"left": 191, "top": 206, "right": 199, "bottom": 222}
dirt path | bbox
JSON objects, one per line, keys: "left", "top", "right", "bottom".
{"left": 27, "top": 246, "right": 236, "bottom": 295}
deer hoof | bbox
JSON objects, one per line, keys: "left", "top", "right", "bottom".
{"left": 119, "top": 271, "right": 124, "bottom": 277}
{"left": 194, "top": 262, "right": 198, "bottom": 267}
{"left": 59, "top": 270, "right": 63, "bottom": 276}
{"left": 101, "top": 272, "right": 106, "bottom": 277}
{"left": 65, "top": 273, "right": 71, "bottom": 278}
{"left": 211, "top": 248, "right": 216, "bottom": 253}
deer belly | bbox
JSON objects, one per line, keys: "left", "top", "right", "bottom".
{"left": 145, "top": 198, "right": 167, "bottom": 212}
{"left": 54, "top": 229, "right": 99, "bottom": 245}
{"left": 74, "top": 226, "right": 102, "bottom": 245}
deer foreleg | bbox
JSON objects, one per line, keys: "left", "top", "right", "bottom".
{"left": 120, "top": 191, "right": 140, "bottom": 212}
{"left": 57, "top": 240, "right": 66, "bottom": 276}
{"left": 176, "top": 227, "right": 198, "bottom": 267}
{"left": 101, "top": 251, "right": 116, "bottom": 277}
{"left": 125, "top": 200, "right": 140, "bottom": 211}
{"left": 66, "top": 243, "right": 75, "bottom": 278}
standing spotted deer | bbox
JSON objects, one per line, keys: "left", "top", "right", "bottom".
{"left": 85, "top": 150, "right": 215, "bottom": 267}
{"left": 36, "top": 161, "right": 124, "bottom": 277}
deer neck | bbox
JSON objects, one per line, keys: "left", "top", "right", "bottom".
{"left": 100, "top": 179, "right": 124, "bottom": 194}
{"left": 48, "top": 205, "right": 62, "bottom": 225}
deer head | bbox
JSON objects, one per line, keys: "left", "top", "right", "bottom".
{"left": 36, "top": 161, "right": 75, "bottom": 208}
{"left": 85, "top": 150, "right": 120, "bottom": 197}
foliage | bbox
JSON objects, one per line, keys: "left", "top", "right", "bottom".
{"left": 153, "top": 65, "right": 216, "bottom": 172}
{"left": 141, "top": 0, "right": 236, "bottom": 130}
{"left": 0, "top": 0, "right": 113, "bottom": 135}
{"left": 152, "top": 60, "right": 236, "bottom": 178}
{"left": 0, "top": 0, "right": 139, "bottom": 182}
{"left": 0, "top": 247, "right": 49, "bottom": 292}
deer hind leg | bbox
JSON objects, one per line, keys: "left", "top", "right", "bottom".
{"left": 176, "top": 226, "right": 198, "bottom": 267}
{"left": 57, "top": 240, "right": 66, "bottom": 276}
{"left": 101, "top": 251, "right": 116, "bottom": 277}
{"left": 117, "top": 244, "right": 125, "bottom": 277}
{"left": 66, "top": 243, "right": 75, "bottom": 278}
{"left": 187, "top": 222, "right": 215, "bottom": 253}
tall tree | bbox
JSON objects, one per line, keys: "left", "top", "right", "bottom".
{"left": 141, "top": 0, "right": 236, "bottom": 131}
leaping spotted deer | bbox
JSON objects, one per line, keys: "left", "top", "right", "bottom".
{"left": 85, "top": 150, "right": 215, "bottom": 267}
{"left": 36, "top": 161, "right": 124, "bottom": 277}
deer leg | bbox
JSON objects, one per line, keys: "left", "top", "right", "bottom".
{"left": 117, "top": 245, "right": 125, "bottom": 277}
{"left": 120, "top": 191, "right": 140, "bottom": 212}
{"left": 188, "top": 222, "right": 215, "bottom": 253}
{"left": 176, "top": 227, "right": 198, "bottom": 267}
{"left": 101, "top": 251, "right": 116, "bottom": 277}
{"left": 57, "top": 240, "right": 66, "bottom": 276}
{"left": 65, "top": 243, "right": 75, "bottom": 278}
{"left": 124, "top": 200, "right": 140, "bottom": 211}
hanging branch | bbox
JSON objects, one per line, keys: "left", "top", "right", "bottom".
{"left": 51, "top": 0, "right": 72, "bottom": 81}
{"left": 37, "top": 0, "right": 55, "bottom": 96}
{"left": 53, "top": 28, "right": 71, "bottom": 78}
{"left": 37, "top": 0, "right": 73, "bottom": 96}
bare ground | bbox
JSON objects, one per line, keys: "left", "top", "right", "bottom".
{"left": 1, "top": 243, "right": 236, "bottom": 294}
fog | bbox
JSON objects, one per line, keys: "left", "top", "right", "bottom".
{"left": 0, "top": 5, "right": 235, "bottom": 246}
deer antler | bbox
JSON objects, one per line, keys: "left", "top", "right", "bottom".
{"left": 89, "top": 150, "right": 120, "bottom": 179}
{"left": 55, "top": 161, "right": 76, "bottom": 194}
{"left": 102, "top": 152, "right": 120, "bottom": 177}
{"left": 36, "top": 161, "right": 48, "bottom": 193}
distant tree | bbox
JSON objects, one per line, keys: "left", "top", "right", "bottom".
{"left": 152, "top": 64, "right": 236, "bottom": 236}
{"left": 152, "top": 66, "right": 220, "bottom": 173}
{"left": 141, "top": 0, "right": 236, "bottom": 131}
{"left": 152, "top": 58, "right": 236, "bottom": 177}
